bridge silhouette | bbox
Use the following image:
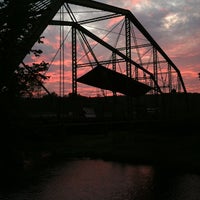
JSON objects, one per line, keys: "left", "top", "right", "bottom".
{"left": 3, "top": 1, "right": 200, "bottom": 184}
{"left": 0, "top": 0, "right": 187, "bottom": 97}
{"left": 0, "top": 0, "right": 193, "bottom": 136}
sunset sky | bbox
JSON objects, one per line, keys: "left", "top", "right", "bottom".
{"left": 24, "top": 0, "right": 200, "bottom": 96}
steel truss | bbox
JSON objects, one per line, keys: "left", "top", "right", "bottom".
{"left": 50, "top": 0, "right": 186, "bottom": 95}
{"left": 0, "top": 0, "right": 187, "bottom": 96}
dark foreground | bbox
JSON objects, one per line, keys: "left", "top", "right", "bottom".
{"left": 1, "top": 117, "right": 200, "bottom": 189}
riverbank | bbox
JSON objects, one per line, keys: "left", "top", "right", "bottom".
{"left": 11, "top": 118, "right": 200, "bottom": 170}
{"left": 1, "top": 117, "right": 200, "bottom": 190}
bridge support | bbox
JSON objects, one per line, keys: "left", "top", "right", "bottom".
{"left": 72, "top": 26, "right": 77, "bottom": 95}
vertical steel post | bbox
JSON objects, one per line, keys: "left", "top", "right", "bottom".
{"left": 112, "top": 52, "right": 117, "bottom": 96}
{"left": 59, "top": 5, "right": 65, "bottom": 97}
{"left": 112, "top": 52, "right": 116, "bottom": 72}
{"left": 153, "top": 47, "right": 158, "bottom": 94}
{"left": 72, "top": 26, "right": 77, "bottom": 95}
{"left": 125, "top": 17, "right": 131, "bottom": 78}
{"left": 168, "top": 63, "right": 172, "bottom": 92}
{"left": 177, "top": 75, "right": 181, "bottom": 93}
{"left": 125, "top": 17, "right": 132, "bottom": 119}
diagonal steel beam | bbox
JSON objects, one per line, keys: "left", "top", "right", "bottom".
{"left": 50, "top": 20, "right": 162, "bottom": 93}
{"left": 65, "top": 0, "right": 130, "bottom": 15}
{"left": 125, "top": 11, "right": 187, "bottom": 93}
{"left": 0, "top": 0, "right": 64, "bottom": 89}
{"left": 65, "top": 0, "right": 186, "bottom": 93}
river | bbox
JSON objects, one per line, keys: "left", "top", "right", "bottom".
{"left": 1, "top": 158, "right": 200, "bottom": 200}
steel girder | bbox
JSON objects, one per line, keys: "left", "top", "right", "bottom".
{"left": 0, "top": 0, "right": 187, "bottom": 95}
{"left": 64, "top": 0, "right": 186, "bottom": 94}
{"left": 0, "top": 0, "right": 64, "bottom": 90}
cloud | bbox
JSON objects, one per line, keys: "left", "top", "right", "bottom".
{"left": 24, "top": 0, "right": 200, "bottom": 95}
{"left": 127, "top": 0, "right": 200, "bottom": 92}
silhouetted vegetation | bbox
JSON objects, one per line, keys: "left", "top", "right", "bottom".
{"left": 0, "top": 0, "right": 49, "bottom": 98}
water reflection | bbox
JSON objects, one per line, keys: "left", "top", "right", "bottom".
{"left": 38, "top": 159, "right": 154, "bottom": 200}
{"left": 1, "top": 159, "right": 200, "bottom": 200}
{"left": 1, "top": 159, "right": 154, "bottom": 200}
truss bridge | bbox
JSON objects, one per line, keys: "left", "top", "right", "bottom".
{"left": 0, "top": 0, "right": 187, "bottom": 97}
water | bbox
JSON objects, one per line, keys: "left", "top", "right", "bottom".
{"left": 1, "top": 159, "right": 200, "bottom": 200}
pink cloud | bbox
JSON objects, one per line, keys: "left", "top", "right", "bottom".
{"left": 106, "top": 16, "right": 124, "bottom": 28}
{"left": 23, "top": 0, "right": 200, "bottom": 96}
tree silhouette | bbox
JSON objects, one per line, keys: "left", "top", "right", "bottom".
{"left": 13, "top": 60, "right": 50, "bottom": 98}
{"left": 0, "top": 0, "right": 50, "bottom": 97}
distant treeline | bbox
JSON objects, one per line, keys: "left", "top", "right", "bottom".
{"left": 9, "top": 92, "right": 200, "bottom": 121}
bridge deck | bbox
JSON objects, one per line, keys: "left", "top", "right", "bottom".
{"left": 77, "top": 65, "right": 152, "bottom": 97}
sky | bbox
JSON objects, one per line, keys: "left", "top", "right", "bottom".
{"left": 97, "top": 0, "right": 200, "bottom": 93}
{"left": 24, "top": 0, "right": 200, "bottom": 96}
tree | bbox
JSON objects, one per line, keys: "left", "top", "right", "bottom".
{"left": 0, "top": 1, "right": 50, "bottom": 98}
{"left": 13, "top": 60, "right": 50, "bottom": 98}
{"left": 0, "top": 34, "right": 50, "bottom": 98}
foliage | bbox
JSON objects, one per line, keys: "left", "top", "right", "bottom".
{"left": 13, "top": 60, "right": 50, "bottom": 98}
{"left": 0, "top": 0, "right": 50, "bottom": 97}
